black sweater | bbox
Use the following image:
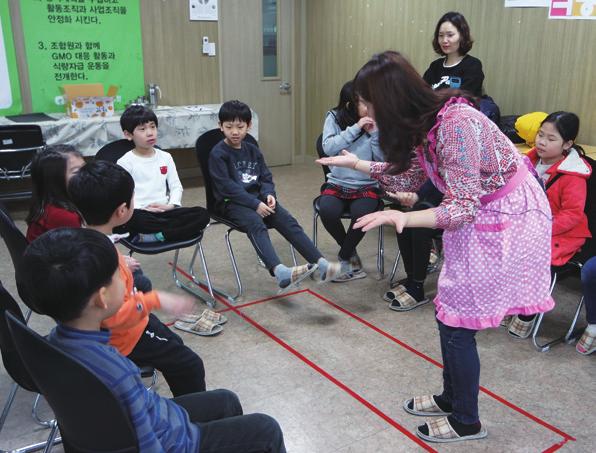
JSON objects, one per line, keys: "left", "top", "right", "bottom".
{"left": 422, "top": 55, "right": 484, "bottom": 97}
{"left": 209, "top": 140, "right": 276, "bottom": 210}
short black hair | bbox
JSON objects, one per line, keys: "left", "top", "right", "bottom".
{"left": 218, "top": 100, "right": 252, "bottom": 124}
{"left": 68, "top": 160, "right": 134, "bottom": 226}
{"left": 432, "top": 11, "right": 474, "bottom": 56}
{"left": 22, "top": 228, "right": 119, "bottom": 323}
{"left": 120, "top": 105, "right": 158, "bottom": 134}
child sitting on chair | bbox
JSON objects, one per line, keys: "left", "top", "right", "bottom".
{"left": 209, "top": 100, "right": 342, "bottom": 292}
{"left": 26, "top": 144, "right": 152, "bottom": 292}
{"left": 68, "top": 160, "right": 220, "bottom": 398}
{"left": 22, "top": 228, "right": 286, "bottom": 452}
{"left": 506, "top": 112, "right": 592, "bottom": 339}
{"left": 115, "top": 105, "right": 209, "bottom": 243}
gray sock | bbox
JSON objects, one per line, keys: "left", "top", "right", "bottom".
{"left": 273, "top": 264, "right": 292, "bottom": 288}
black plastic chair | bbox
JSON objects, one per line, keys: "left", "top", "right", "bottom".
{"left": 313, "top": 134, "right": 385, "bottom": 277}
{"left": 0, "top": 125, "right": 44, "bottom": 201}
{"left": 95, "top": 140, "right": 217, "bottom": 308}
{"left": 6, "top": 311, "right": 139, "bottom": 453}
{"left": 0, "top": 281, "right": 62, "bottom": 453}
{"left": 195, "top": 129, "right": 298, "bottom": 302}
{"left": 0, "top": 202, "right": 39, "bottom": 315}
{"left": 95, "top": 139, "right": 135, "bottom": 162}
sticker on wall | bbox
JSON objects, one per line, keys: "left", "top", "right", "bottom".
{"left": 190, "top": 0, "right": 218, "bottom": 21}
{"left": 549, "top": 0, "right": 596, "bottom": 19}
{"left": 0, "top": 0, "right": 22, "bottom": 115}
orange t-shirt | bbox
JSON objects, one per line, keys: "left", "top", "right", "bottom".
{"left": 101, "top": 252, "right": 161, "bottom": 355}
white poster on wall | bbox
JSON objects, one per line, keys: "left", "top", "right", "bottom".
{"left": 190, "top": 0, "right": 218, "bottom": 21}
{"left": 505, "top": 0, "right": 550, "bottom": 6}
{"left": 0, "top": 19, "right": 12, "bottom": 109}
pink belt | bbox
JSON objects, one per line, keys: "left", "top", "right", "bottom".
{"left": 480, "top": 159, "right": 529, "bottom": 205}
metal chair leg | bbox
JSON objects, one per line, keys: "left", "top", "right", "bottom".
{"left": 31, "top": 395, "right": 53, "bottom": 428}
{"left": 565, "top": 296, "right": 585, "bottom": 343}
{"left": 0, "top": 383, "right": 18, "bottom": 433}
{"left": 312, "top": 211, "right": 319, "bottom": 247}
{"left": 389, "top": 249, "right": 402, "bottom": 288}
{"left": 531, "top": 273, "right": 567, "bottom": 352}
{"left": 41, "top": 422, "right": 59, "bottom": 453}
{"left": 172, "top": 248, "right": 216, "bottom": 308}
{"left": 377, "top": 225, "right": 384, "bottom": 277}
{"left": 290, "top": 245, "right": 298, "bottom": 266}
{"left": 225, "top": 229, "right": 243, "bottom": 301}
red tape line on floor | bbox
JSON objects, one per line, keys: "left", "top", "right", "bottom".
{"left": 169, "top": 263, "right": 575, "bottom": 451}
{"left": 169, "top": 264, "right": 436, "bottom": 452}
{"left": 306, "top": 289, "right": 575, "bottom": 446}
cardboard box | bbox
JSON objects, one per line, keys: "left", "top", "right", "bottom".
{"left": 61, "top": 83, "right": 119, "bottom": 119}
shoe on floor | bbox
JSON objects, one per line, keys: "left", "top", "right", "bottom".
{"left": 416, "top": 416, "right": 487, "bottom": 443}
{"left": 508, "top": 315, "right": 536, "bottom": 339}
{"left": 576, "top": 328, "right": 596, "bottom": 355}
{"left": 332, "top": 269, "right": 367, "bottom": 282}
{"left": 403, "top": 395, "right": 452, "bottom": 417}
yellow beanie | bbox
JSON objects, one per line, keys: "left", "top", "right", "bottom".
{"left": 515, "top": 112, "right": 548, "bottom": 146}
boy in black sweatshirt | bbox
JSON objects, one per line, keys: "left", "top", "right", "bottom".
{"left": 209, "top": 100, "right": 342, "bottom": 292}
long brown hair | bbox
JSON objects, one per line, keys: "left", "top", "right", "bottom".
{"left": 354, "top": 50, "right": 474, "bottom": 173}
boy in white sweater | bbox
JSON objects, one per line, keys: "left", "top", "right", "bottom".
{"left": 115, "top": 105, "right": 209, "bottom": 242}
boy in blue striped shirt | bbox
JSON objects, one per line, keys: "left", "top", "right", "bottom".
{"left": 22, "top": 228, "right": 286, "bottom": 452}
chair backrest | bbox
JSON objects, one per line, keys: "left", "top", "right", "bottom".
{"left": 0, "top": 281, "right": 37, "bottom": 392}
{"left": 6, "top": 312, "right": 138, "bottom": 453}
{"left": 194, "top": 129, "right": 258, "bottom": 213}
{"left": 0, "top": 125, "right": 44, "bottom": 178}
{"left": 315, "top": 134, "right": 331, "bottom": 179}
{"left": 0, "top": 203, "right": 40, "bottom": 313}
{"left": 95, "top": 139, "right": 135, "bottom": 163}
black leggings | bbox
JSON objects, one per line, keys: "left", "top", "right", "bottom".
{"left": 396, "top": 226, "right": 436, "bottom": 282}
{"left": 318, "top": 195, "right": 380, "bottom": 261}
{"left": 115, "top": 206, "right": 210, "bottom": 242}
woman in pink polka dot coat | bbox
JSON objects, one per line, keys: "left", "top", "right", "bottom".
{"left": 316, "top": 51, "right": 554, "bottom": 444}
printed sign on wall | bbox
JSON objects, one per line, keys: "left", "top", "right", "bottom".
{"left": 549, "top": 0, "right": 596, "bottom": 19}
{"left": 20, "top": 0, "right": 145, "bottom": 113}
{"left": 0, "top": 0, "right": 22, "bottom": 115}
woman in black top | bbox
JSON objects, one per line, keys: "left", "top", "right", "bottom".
{"left": 384, "top": 12, "right": 484, "bottom": 311}
{"left": 423, "top": 11, "right": 484, "bottom": 97}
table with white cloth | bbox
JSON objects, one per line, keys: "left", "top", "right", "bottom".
{"left": 0, "top": 104, "right": 259, "bottom": 156}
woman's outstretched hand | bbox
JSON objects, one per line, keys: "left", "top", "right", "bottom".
{"left": 354, "top": 210, "right": 408, "bottom": 233}
{"left": 316, "top": 150, "right": 358, "bottom": 169}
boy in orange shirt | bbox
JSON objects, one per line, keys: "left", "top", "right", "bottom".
{"left": 68, "top": 160, "right": 206, "bottom": 396}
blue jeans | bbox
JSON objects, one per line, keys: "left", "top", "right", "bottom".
{"left": 581, "top": 257, "right": 596, "bottom": 324}
{"left": 224, "top": 202, "right": 322, "bottom": 273}
{"left": 437, "top": 319, "right": 480, "bottom": 424}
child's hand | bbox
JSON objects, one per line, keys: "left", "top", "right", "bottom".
{"left": 266, "top": 195, "right": 276, "bottom": 209}
{"left": 256, "top": 202, "right": 275, "bottom": 218}
{"left": 316, "top": 150, "right": 359, "bottom": 169}
{"left": 145, "top": 203, "right": 175, "bottom": 213}
{"left": 123, "top": 255, "right": 141, "bottom": 271}
{"left": 387, "top": 191, "right": 419, "bottom": 208}
{"left": 358, "top": 116, "right": 376, "bottom": 132}
{"left": 156, "top": 291, "right": 196, "bottom": 316}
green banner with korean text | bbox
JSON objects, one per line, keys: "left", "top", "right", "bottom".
{"left": 20, "top": 0, "right": 145, "bottom": 113}
{"left": 0, "top": 0, "right": 23, "bottom": 115}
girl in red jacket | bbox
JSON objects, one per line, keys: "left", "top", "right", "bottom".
{"left": 507, "top": 111, "right": 592, "bottom": 338}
